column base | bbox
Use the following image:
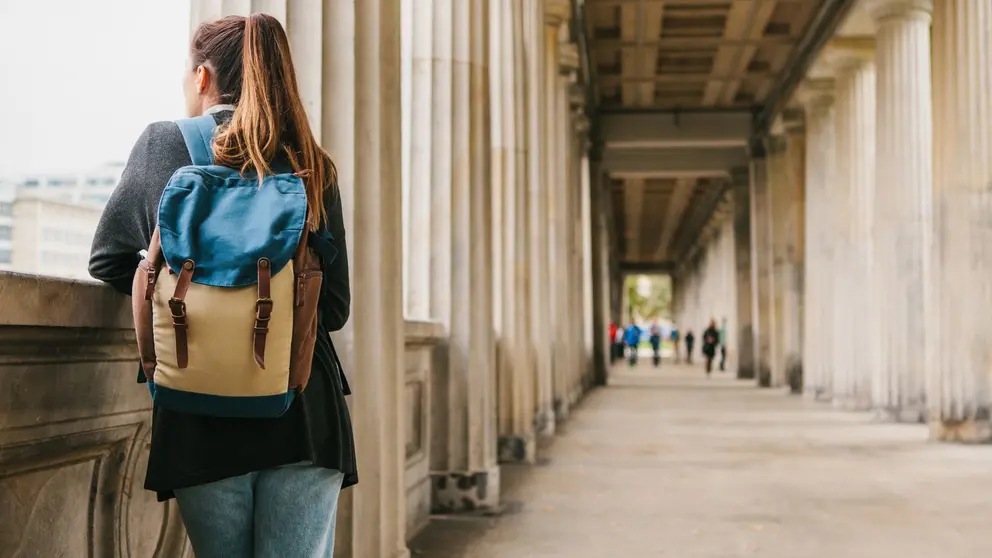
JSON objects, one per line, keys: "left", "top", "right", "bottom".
{"left": 832, "top": 396, "right": 872, "bottom": 412}
{"left": 786, "top": 356, "right": 803, "bottom": 394}
{"left": 554, "top": 398, "right": 570, "bottom": 423}
{"left": 535, "top": 408, "right": 556, "bottom": 437}
{"left": 498, "top": 434, "right": 536, "bottom": 464}
{"left": 430, "top": 465, "right": 500, "bottom": 513}
{"left": 803, "top": 387, "right": 832, "bottom": 403}
{"left": 873, "top": 406, "right": 927, "bottom": 424}
{"left": 737, "top": 364, "right": 755, "bottom": 380}
{"left": 929, "top": 419, "right": 992, "bottom": 443}
{"left": 756, "top": 363, "right": 772, "bottom": 387}
{"left": 568, "top": 385, "right": 584, "bottom": 407}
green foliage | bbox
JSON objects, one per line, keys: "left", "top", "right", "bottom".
{"left": 623, "top": 274, "right": 672, "bottom": 322}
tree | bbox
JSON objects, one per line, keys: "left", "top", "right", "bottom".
{"left": 623, "top": 274, "right": 672, "bottom": 322}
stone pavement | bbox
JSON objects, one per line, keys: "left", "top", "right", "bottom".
{"left": 410, "top": 362, "right": 992, "bottom": 558}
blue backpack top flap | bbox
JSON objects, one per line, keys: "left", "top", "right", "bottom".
{"left": 158, "top": 116, "right": 308, "bottom": 288}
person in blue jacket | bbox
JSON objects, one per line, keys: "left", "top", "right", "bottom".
{"left": 623, "top": 322, "right": 643, "bottom": 366}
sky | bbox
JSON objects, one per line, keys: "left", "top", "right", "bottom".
{"left": 0, "top": 0, "right": 191, "bottom": 176}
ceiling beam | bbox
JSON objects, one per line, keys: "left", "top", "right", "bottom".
{"left": 653, "top": 177, "right": 695, "bottom": 261}
{"left": 587, "top": 0, "right": 806, "bottom": 5}
{"left": 623, "top": 179, "right": 646, "bottom": 262}
{"left": 619, "top": 261, "right": 675, "bottom": 274}
{"left": 754, "top": 0, "right": 859, "bottom": 140}
{"left": 591, "top": 37, "right": 796, "bottom": 49}
{"left": 601, "top": 111, "right": 753, "bottom": 148}
{"left": 638, "top": 2, "right": 664, "bottom": 107}
{"left": 603, "top": 146, "right": 750, "bottom": 176}
{"left": 703, "top": 0, "right": 780, "bottom": 107}
{"left": 599, "top": 72, "right": 776, "bottom": 85}
{"left": 669, "top": 180, "right": 729, "bottom": 262}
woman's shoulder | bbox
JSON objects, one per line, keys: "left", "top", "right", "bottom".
{"left": 131, "top": 121, "right": 187, "bottom": 162}
{"left": 111, "top": 121, "right": 193, "bottom": 212}
{"left": 119, "top": 121, "right": 192, "bottom": 187}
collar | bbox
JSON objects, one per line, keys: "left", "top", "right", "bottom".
{"left": 204, "top": 104, "right": 236, "bottom": 116}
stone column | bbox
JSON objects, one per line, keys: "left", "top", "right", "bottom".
{"left": 495, "top": 0, "right": 535, "bottom": 464}
{"left": 580, "top": 152, "right": 596, "bottom": 390}
{"left": 767, "top": 134, "right": 790, "bottom": 389}
{"left": 769, "top": 115, "right": 806, "bottom": 393}
{"left": 831, "top": 54, "right": 876, "bottom": 410}
{"left": 404, "top": 0, "right": 435, "bottom": 319}
{"left": 799, "top": 83, "right": 836, "bottom": 402}
{"left": 569, "top": 109, "right": 590, "bottom": 402}
{"left": 731, "top": 168, "right": 755, "bottom": 379}
{"left": 750, "top": 145, "right": 776, "bottom": 386}
{"left": 545, "top": 3, "right": 571, "bottom": 423}
{"left": 554, "top": 70, "right": 572, "bottom": 419}
{"left": 868, "top": 0, "right": 932, "bottom": 422}
{"left": 556, "top": 96, "right": 569, "bottom": 404}
{"left": 929, "top": 0, "right": 992, "bottom": 441}
{"left": 589, "top": 154, "right": 610, "bottom": 384}
{"left": 527, "top": 0, "right": 555, "bottom": 436}
{"left": 308, "top": 0, "right": 407, "bottom": 555}
{"left": 430, "top": 0, "right": 500, "bottom": 512}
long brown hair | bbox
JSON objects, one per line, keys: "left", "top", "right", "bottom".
{"left": 190, "top": 13, "right": 336, "bottom": 229}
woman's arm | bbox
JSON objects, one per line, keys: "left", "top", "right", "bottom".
{"left": 89, "top": 122, "right": 189, "bottom": 294}
{"left": 318, "top": 185, "right": 351, "bottom": 331}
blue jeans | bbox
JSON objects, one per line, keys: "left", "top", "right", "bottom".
{"left": 175, "top": 462, "right": 344, "bottom": 558}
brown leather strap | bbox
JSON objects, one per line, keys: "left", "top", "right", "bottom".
{"left": 253, "top": 258, "right": 273, "bottom": 368}
{"left": 134, "top": 227, "right": 165, "bottom": 378}
{"left": 133, "top": 266, "right": 158, "bottom": 380}
{"left": 143, "top": 228, "right": 163, "bottom": 301}
{"left": 169, "top": 260, "right": 194, "bottom": 369}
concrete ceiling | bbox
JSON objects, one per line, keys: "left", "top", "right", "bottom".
{"left": 586, "top": 0, "right": 823, "bottom": 110}
{"left": 585, "top": 0, "right": 850, "bottom": 273}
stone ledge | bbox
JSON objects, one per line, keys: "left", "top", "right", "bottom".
{"left": 0, "top": 272, "right": 131, "bottom": 329}
{"left": 0, "top": 326, "right": 137, "bottom": 365}
{"left": 404, "top": 320, "right": 446, "bottom": 346}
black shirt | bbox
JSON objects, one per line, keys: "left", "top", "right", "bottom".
{"left": 88, "top": 111, "right": 357, "bottom": 500}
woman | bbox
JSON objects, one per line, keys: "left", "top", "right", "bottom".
{"left": 88, "top": 14, "right": 356, "bottom": 557}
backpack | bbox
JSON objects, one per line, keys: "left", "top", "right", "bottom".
{"left": 131, "top": 115, "right": 324, "bottom": 418}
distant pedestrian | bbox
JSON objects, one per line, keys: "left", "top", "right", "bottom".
{"left": 623, "top": 323, "right": 642, "bottom": 366}
{"left": 702, "top": 320, "right": 720, "bottom": 376}
{"left": 649, "top": 321, "right": 663, "bottom": 367}
{"left": 614, "top": 326, "right": 625, "bottom": 362}
{"left": 609, "top": 322, "right": 619, "bottom": 363}
{"left": 671, "top": 326, "right": 681, "bottom": 363}
{"left": 684, "top": 330, "right": 695, "bottom": 364}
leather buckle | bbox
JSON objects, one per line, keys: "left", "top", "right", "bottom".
{"left": 255, "top": 298, "right": 273, "bottom": 316}
{"left": 168, "top": 298, "right": 187, "bottom": 322}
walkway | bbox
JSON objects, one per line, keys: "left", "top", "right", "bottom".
{"left": 411, "top": 363, "right": 992, "bottom": 557}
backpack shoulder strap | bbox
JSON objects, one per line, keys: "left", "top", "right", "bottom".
{"left": 174, "top": 115, "right": 218, "bottom": 166}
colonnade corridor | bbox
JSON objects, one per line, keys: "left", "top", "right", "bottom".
{"left": 412, "top": 361, "right": 992, "bottom": 558}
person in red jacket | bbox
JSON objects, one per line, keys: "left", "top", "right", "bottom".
{"left": 608, "top": 322, "right": 619, "bottom": 363}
